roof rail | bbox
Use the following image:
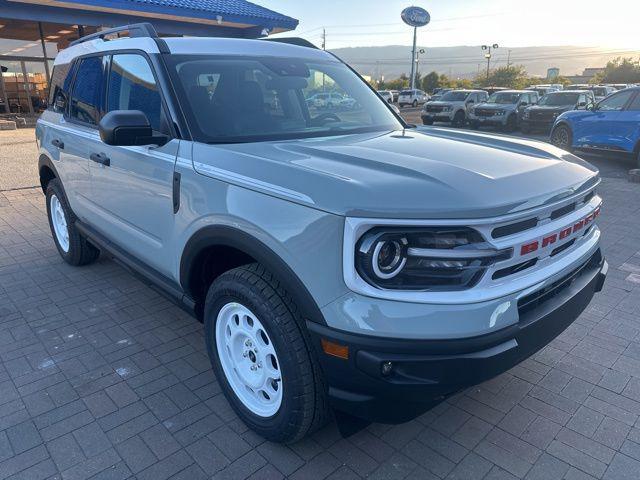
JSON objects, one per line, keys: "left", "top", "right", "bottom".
{"left": 69, "top": 23, "right": 158, "bottom": 47}
{"left": 262, "top": 37, "right": 318, "bottom": 49}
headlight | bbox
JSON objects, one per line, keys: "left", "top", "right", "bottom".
{"left": 442, "top": 105, "right": 451, "bottom": 112}
{"left": 355, "top": 227, "right": 512, "bottom": 291}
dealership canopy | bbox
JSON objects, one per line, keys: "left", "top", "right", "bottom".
{"left": 0, "top": 0, "right": 298, "bottom": 114}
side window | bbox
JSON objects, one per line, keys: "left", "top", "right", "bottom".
{"left": 628, "top": 93, "right": 640, "bottom": 111}
{"left": 107, "top": 54, "right": 162, "bottom": 132}
{"left": 69, "top": 56, "right": 104, "bottom": 125}
{"left": 598, "top": 90, "right": 634, "bottom": 111}
{"left": 48, "top": 62, "right": 74, "bottom": 113}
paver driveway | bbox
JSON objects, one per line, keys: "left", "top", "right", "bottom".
{"left": 0, "top": 134, "right": 640, "bottom": 479}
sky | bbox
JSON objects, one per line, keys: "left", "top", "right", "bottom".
{"left": 253, "top": 0, "right": 640, "bottom": 51}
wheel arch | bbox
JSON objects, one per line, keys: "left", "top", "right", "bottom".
{"left": 180, "top": 225, "right": 326, "bottom": 326}
{"left": 38, "top": 154, "right": 59, "bottom": 194}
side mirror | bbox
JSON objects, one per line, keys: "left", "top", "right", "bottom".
{"left": 99, "top": 110, "right": 167, "bottom": 146}
{"left": 467, "top": 99, "right": 474, "bottom": 104}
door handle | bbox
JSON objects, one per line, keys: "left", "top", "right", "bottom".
{"left": 51, "top": 139, "right": 64, "bottom": 149}
{"left": 89, "top": 152, "right": 110, "bottom": 167}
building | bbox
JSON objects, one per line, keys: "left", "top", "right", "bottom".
{"left": 566, "top": 67, "right": 606, "bottom": 85}
{"left": 0, "top": 0, "right": 298, "bottom": 114}
{"left": 546, "top": 67, "right": 560, "bottom": 80}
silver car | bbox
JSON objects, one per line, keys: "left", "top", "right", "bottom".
{"left": 36, "top": 23, "right": 607, "bottom": 442}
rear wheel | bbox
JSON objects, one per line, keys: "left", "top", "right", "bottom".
{"left": 204, "top": 263, "right": 328, "bottom": 443}
{"left": 422, "top": 118, "right": 434, "bottom": 126}
{"left": 45, "top": 178, "right": 100, "bottom": 266}
{"left": 551, "top": 124, "right": 573, "bottom": 152}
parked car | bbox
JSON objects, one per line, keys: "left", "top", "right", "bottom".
{"left": 585, "top": 85, "right": 616, "bottom": 102}
{"left": 339, "top": 96, "right": 359, "bottom": 110}
{"left": 377, "top": 90, "right": 393, "bottom": 103}
{"left": 521, "top": 90, "right": 595, "bottom": 133}
{"left": 389, "top": 89, "right": 400, "bottom": 102}
{"left": 611, "top": 84, "right": 628, "bottom": 91}
{"left": 468, "top": 90, "right": 539, "bottom": 131}
{"left": 421, "top": 89, "right": 488, "bottom": 126}
{"left": 427, "top": 88, "right": 452, "bottom": 102}
{"left": 551, "top": 86, "right": 640, "bottom": 167}
{"left": 527, "top": 85, "right": 561, "bottom": 98}
{"left": 37, "top": 23, "right": 607, "bottom": 443}
{"left": 397, "top": 89, "right": 429, "bottom": 107}
{"left": 306, "top": 92, "right": 344, "bottom": 109}
{"left": 483, "top": 86, "right": 509, "bottom": 96}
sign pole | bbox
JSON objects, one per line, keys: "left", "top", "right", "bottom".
{"left": 410, "top": 26, "right": 417, "bottom": 90}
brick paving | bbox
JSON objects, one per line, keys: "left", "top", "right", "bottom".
{"left": 0, "top": 135, "right": 639, "bottom": 479}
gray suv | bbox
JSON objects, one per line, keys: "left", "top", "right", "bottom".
{"left": 469, "top": 89, "right": 539, "bottom": 131}
{"left": 36, "top": 24, "right": 607, "bottom": 442}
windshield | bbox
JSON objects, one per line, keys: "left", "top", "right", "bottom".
{"left": 166, "top": 55, "right": 402, "bottom": 143}
{"left": 440, "top": 91, "right": 470, "bottom": 101}
{"left": 538, "top": 92, "right": 579, "bottom": 106}
{"left": 399, "top": 90, "right": 413, "bottom": 95}
{"left": 487, "top": 92, "right": 521, "bottom": 104}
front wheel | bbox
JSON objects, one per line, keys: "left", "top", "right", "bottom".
{"left": 412, "top": 100, "right": 418, "bottom": 107}
{"left": 204, "top": 263, "right": 328, "bottom": 443}
{"left": 422, "top": 118, "right": 434, "bottom": 125}
{"left": 46, "top": 178, "right": 100, "bottom": 266}
{"left": 453, "top": 110, "right": 466, "bottom": 127}
{"left": 551, "top": 124, "right": 573, "bottom": 152}
{"left": 504, "top": 114, "right": 517, "bottom": 132}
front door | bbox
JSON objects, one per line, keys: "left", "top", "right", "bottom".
{"left": 87, "top": 53, "right": 178, "bottom": 277}
{"left": 579, "top": 89, "right": 635, "bottom": 149}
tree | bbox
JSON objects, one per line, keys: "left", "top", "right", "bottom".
{"left": 477, "top": 65, "right": 529, "bottom": 89}
{"left": 385, "top": 74, "right": 409, "bottom": 91}
{"left": 421, "top": 71, "right": 440, "bottom": 93}
{"left": 593, "top": 57, "right": 640, "bottom": 84}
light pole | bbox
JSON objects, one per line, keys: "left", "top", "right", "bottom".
{"left": 414, "top": 48, "right": 425, "bottom": 89}
{"left": 481, "top": 44, "right": 499, "bottom": 82}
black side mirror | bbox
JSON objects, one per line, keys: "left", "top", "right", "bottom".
{"left": 99, "top": 110, "right": 168, "bottom": 146}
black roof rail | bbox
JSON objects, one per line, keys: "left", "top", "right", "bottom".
{"left": 69, "top": 23, "right": 158, "bottom": 47}
{"left": 262, "top": 37, "right": 318, "bottom": 49}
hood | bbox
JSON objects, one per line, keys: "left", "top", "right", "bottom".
{"left": 192, "top": 127, "right": 599, "bottom": 219}
{"left": 476, "top": 102, "right": 516, "bottom": 111}
{"left": 528, "top": 105, "right": 572, "bottom": 113}
{"left": 423, "top": 101, "right": 453, "bottom": 107}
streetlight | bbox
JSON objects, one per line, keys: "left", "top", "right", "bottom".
{"left": 414, "top": 48, "right": 425, "bottom": 87}
{"left": 481, "top": 43, "right": 499, "bottom": 81}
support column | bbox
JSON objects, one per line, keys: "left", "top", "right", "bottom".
{"left": 20, "top": 61, "right": 34, "bottom": 114}
{"left": 38, "top": 22, "right": 51, "bottom": 86}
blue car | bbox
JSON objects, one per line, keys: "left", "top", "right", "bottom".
{"left": 550, "top": 87, "right": 640, "bottom": 167}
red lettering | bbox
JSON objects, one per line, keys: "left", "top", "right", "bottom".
{"left": 559, "top": 227, "right": 572, "bottom": 239}
{"left": 573, "top": 220, "right": 584, "bottom": 233}
{"left": 542, "top": 234, "right": 558, "bottom": 247}
{"left": 520, "top": 241, "right": 539, "bottom": 255}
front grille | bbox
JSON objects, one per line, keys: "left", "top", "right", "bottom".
{"left": 492, "top": 218, "right": 538, "bottom": 239}
{"left": 492, "top": 258, "right": 538, "bottom": 280}
{"left": 530, "top": 111, "right": 556, "bottom": 121}
{"left": 475, "top": 109, "right": 498, "bottom": 117}
{"left": 426, "top": 105, "right": 444, "bottom": 113}
{"left": 517, "top": 250, "right": 600, "bottom": 315}
{"left": 550, "top": 203, "right": 576, "bottom": 220}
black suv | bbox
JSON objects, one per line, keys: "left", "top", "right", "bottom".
{"left": 521, "top": 90, "right": 595, "bottom": 133}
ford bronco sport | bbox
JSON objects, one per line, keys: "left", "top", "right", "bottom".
{"left": 37, "top": 24, "right": 607, "bottom": 443}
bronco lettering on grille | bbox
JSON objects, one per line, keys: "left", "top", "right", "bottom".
{"left": 520, "top": 206, "right": 600, "bottom": 256}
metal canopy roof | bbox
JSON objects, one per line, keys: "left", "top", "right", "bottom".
{"left": 0, "top": 0, "right": 298, "bottom": 39}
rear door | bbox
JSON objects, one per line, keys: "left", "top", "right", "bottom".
{"left": 62, "top": 55, "right": 107, "bottom": 220}
{"left": 87, "top": 52, "right": 179, "bottom": 276}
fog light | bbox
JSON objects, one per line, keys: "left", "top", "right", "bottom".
{"left": 381, "top": 361, "right": 393, "bottom": 376}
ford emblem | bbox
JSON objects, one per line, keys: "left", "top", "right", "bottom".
{"left": 401, "top": 6, "right": 430, "bottom": 27}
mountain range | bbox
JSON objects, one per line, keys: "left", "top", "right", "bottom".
{"left": 328, "top": 45, "right": 640, "bottom": 80}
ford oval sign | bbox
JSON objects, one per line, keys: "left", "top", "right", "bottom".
{"left": 401, "top": 6, "right": 430, "bottom": 27}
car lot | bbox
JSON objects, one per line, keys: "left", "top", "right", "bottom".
{"left": 0, "top": 127, "right": 639, "bottom": 479}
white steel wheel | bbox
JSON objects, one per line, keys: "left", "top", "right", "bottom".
{"left": 215, "top": 302, "right": 283, "bottom": 417}
{"left": 50, "top": 194, "right": 70, "bottom": 253}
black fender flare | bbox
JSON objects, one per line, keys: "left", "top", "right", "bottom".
{"left": 180, "top": 225, "right": 326, "bottom": 326}
{"left": 38, "top": 154, "right": 61, "bottom": 193}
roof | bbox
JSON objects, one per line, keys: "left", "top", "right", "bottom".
{"left": 95, "top": 0, "right": 299, "bottom": 29}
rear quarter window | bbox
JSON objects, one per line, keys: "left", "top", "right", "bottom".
{"left": 48, "top": 63, "right": 74, "bottom": 113}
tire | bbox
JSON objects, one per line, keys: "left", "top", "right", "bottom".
{"left": 45, "top": 178, "right": 100, "bottom": 266}
{"left": 204, "top": 263, "right": 329, "bottom": 443}
{"left": 551, "top": 124, "right": 573, "bottom": 152}
{"left": 399, "top": 103, "right": 404, "bottom": 108}
{"left": 453, "top": 110, "right": 466, "bottom": 127}
{"left": 422, "top": 118, "right": 434, "bottom": 126}
{"left": 412, "top": 100, "right": 418, "bottom": 107}
{"left": 504, "top": 114, "right": 517, "bottom": 132}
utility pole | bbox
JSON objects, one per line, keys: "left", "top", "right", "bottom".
{"left": 409, "top": 26, "right": 417, "bottom": 90}
{"left": 321, "top": 28, "right": 326, "bottom": 50}
{"left": 507, "top": 49, "right": 512, "bottom": 67}
{"left": 481, "top": 44, "right": 499, "bottom": 82}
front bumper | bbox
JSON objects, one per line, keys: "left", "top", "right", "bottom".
{"left": 421, "top": 112, "right": 453, "bottom": 123}
{"left": 308, "top": 250, "right": 607, "bottom": 423}
{"left": 469, "top": 114, "right": 507, "bottom": 126}
{"left": 521, "top": 118, "right": 555, "bottom": 131}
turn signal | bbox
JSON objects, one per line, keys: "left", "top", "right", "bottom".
{"left": 321, "top": 339, "right": 349, "bottom": 360}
